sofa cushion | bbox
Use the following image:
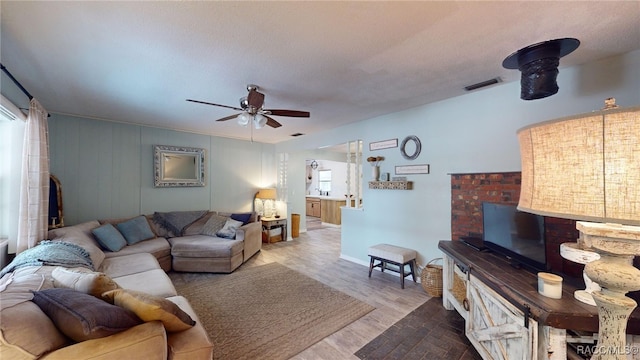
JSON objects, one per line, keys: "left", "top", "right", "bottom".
{"left": 47, "top": 220, "right": 105, "bottom": 269}
{"left": 116, "top": 216, "right": 155, "bottom": 245}
{"left": 31, "top": 288, "right": 142, "bottom": 342}
{"left": 37, "top": 321, "right": 167, "bottom": 360}
{"left": 111, "top": 269, "right": 178, "bottom": 298}
{"left": 169, "top": 235, "right": 244, "bottom": 258}
{"left": 102, "top": 289, "right": 195, "bottom": 332}
{"left": 51, "top": 267, "right": 120, "bottom": 298}
{"left": 99, "top": 253, "right": 163, "bottom": 278}
{"left": 200, "top": 214, "right": 228, "bottom": 237}
{"left": 166, "top": 296, "right": 214, "bottom": 360}
{"left": 92, "top": 223, "right": 127, "bottom": 252}
{"left": 216, "top": 218, "right": 243, "bottom": 239}
{"left": 0, "top": 301, "right": 69, "bottom": 359}
{"left": 0, "top": 272, "right": 46, "bottom": 310}
{"left": 0, "top": 268, "right": 64, "bottom": 359}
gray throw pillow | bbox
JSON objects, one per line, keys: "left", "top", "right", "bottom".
{"left": 92, "top": 223, "right": 127, "bottom": 252}
{"left": 201, "top": 214, "right": 229, "bottom": 237}
{"left": 116, "top": 216, "right": 155, "bottom": 245}
{"left": 31, "top": 288, "right": 142, "bottom": 342}
{"left": 216, "top": 218, "right": 243, "bottom": 239}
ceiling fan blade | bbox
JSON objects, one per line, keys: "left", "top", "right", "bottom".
{"left": 186, "top": 99, "right": 243, "bottom": 111}
{"left": 265, "top": 109, "right": 310, "bottom": 117}
{"left": 264, "top": 115, "right": 282, "bottom": 128}
{"left": 247, "top": 89, "right": 265, "bottom": 109}
{"left": 216, "top": 114, "right": 241, "bottom": 122}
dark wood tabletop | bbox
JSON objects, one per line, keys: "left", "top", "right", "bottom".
{"left": 439, "top": 240, "right": 640, "bottom": 334}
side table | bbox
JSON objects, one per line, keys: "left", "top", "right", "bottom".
{"left": 261, "top": 217, "right": 287, "bottom": 243}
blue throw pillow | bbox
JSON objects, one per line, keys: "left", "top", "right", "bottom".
{"left": 230, "top": 212, "right": 252, "bottom": 225}
{"left": 92, "top": 223, "right": 127, "bottom": 252}
{"left": 116, "top": 216, "right": 155, "bottom": 245}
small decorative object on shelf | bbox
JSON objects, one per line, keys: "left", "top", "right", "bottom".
{"left": 368, "top": 181, "right": 412, "bottom": 190}
{"left": 367, "top": 156, "right": 384, "bottom": 181}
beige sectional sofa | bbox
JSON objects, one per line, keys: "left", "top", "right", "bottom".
{"left": 0, "top": 211, "right": 262, "bottom": 359}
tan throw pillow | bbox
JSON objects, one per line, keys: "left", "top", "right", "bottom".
{"left": 102, "top": 289, "right": 196, "bottom": 332}
{"left": 52, "top": 267, "right": 120, "bottom": 298}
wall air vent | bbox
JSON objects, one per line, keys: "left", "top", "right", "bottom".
{"left": 464, "top": 77, "right": 501, "bottom": 92}
{"left": 291, "top": 133, "right": 305, "bottom": 137}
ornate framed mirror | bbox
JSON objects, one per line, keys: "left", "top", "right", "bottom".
{"left": 154, "top": 145, "right": 205, "bottom": 187}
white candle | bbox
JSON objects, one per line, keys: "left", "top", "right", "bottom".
{"left": 538, "top": 272, "right": 563, "bottom": 299}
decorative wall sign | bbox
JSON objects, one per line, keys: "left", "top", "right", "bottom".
{"left": 400, "top": 135, "right": 421, "bottom": 160}
{"left": 369, "top": 138, "right": 398, "bottom": 151}
{"left": 395, "top": 164, "right": 430, "bottom": 175}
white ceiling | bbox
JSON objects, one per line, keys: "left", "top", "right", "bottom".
{"left": 2, "top": 1, "right": 639, "bottom": 144}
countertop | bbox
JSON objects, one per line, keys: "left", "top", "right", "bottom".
{"left": 305, "top": 195, "right": 354, "bottom": 201}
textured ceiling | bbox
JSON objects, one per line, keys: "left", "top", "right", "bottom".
{"left": 1, "top": 1, "right": 639, "bottom": 143}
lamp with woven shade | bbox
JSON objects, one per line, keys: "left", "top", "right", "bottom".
{"left": 255, "top": 188, "right": 276, "bottom": 218}
{"left": 517, "top": 99, "right": 640, "bottom": 360}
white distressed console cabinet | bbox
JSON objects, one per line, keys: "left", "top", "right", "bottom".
{"left": 439, "top": 240, "right": 640, "bottom": 360}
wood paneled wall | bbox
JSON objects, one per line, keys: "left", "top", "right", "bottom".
{"left": 48, "top": 114, "right": 275, "bottom": 225}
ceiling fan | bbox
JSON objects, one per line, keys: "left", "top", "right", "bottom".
{"left": 187, "top": 84, "right": 310, "bottom": 129}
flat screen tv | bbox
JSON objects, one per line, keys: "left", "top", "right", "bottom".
{"left": 482, "top": 202, "right": 548, "bottom": 273}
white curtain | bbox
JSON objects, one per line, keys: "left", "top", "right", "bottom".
{"left": 16, "top": 98, "right": 50, "bottom": 253}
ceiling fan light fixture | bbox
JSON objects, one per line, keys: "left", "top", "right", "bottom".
{"left": 237, "top": 112, "right": 251, "bottom": 126}
{"left": 254, "top": 113, "right": 267, "bottom": 129}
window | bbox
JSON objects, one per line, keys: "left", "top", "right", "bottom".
{"left": 318, "top": 169, "right": 331, "bottom": 193}
{"left": 0, "top": 96, "right": 26, "bottom": 253}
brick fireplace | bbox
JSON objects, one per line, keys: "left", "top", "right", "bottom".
{"left": 450, "top": 171, "right": 582, "bottom": 278}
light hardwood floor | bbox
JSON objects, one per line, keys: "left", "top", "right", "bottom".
{"left": 242, "top": 223, "right": 430, "bottom": 359}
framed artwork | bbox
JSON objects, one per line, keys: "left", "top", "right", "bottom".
{"left": 369, "top": 138, "right": 398, "bottom": 151}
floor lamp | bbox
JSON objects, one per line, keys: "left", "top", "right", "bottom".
{"left": 255, "top": 188, "right": 276, "bottom": 218}
{"left": 517, "top": 100, "right": 640, "bottom": 360}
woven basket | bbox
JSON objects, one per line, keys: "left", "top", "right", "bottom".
{"left": 452, "top": 266, "right": 467, "bottom": 304}
{"left": 421, "top": 258, "right": 443, "bottom": 297}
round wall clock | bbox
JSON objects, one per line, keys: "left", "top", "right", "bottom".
{"left": 400, "top": 135, "right": 421, "bottom": 160}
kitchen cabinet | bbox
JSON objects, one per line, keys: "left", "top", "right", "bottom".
{"left": 306, "top": 197, "right": 321, "bottom": 217}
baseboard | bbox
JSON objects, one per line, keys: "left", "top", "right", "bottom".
{"left": 339, "top": 253, "right": 368, "bottom": 267}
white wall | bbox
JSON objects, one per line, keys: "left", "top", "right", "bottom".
{"left": 277, "top": 50, "right": 640, "bottom": 270}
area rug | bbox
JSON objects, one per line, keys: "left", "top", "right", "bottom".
{"left": 355, "top": 297, "right": 482, "bottom": 360}
{"left": 173, "top": 262, "right": 375, "bottom": 360}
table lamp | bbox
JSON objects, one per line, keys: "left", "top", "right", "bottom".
{"left": 517, "top": 99, "right": 640, "bottom": 360}
{"left": 255, "top": 188, "right": 276, "bottom": 218}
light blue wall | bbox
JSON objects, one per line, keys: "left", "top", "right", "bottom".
{"left": 277, "top": 50, "right": 640, "bottom": 270}
{"left": 49, "top": 115, "right": 276, "bottom": 225}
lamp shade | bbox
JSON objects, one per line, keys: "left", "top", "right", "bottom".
{"left": 517, "top": 105, "right": 640, "bottom": 225}
{"left": 255, "top": 188, "right": 276, "bottom": 200}
{"left": 237, "top": 112, "right": 251, "bottom": 126}
{"left": 254, "top": 114, "right": 267, "bottom": 129}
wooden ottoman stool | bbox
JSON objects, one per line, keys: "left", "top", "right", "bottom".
{"left": 368, "top": 244, "right": 417, "bottom": 289}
